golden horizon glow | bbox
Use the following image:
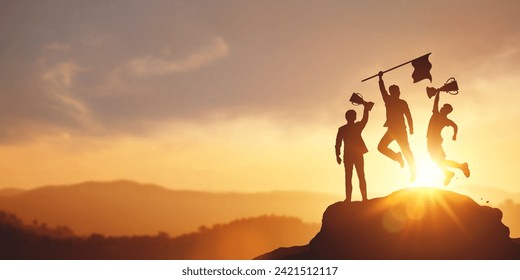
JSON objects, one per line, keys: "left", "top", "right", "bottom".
{"left": 0, "top": 1, "right": 518, "bottom": 207}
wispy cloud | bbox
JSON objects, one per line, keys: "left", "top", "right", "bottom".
{"left": 127, "top": 37, "right": 229, "bottom": 76}
{"left": 42, "top": 61, "right": 86, "bottom": 88}
{"left": 41, "top": 61, "right": 94, "bottom": 127}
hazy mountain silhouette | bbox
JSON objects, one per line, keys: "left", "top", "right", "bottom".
{"left": 0, "top": 180, "right": 338, "bottom": 236}
{"left": 258, "top": 188, "right": 520, "bottom": 259}
{"left": 0, "top": 188, "right": 25, "bottom": 197}
{"left": 0, "top": 211, "right": 318, "bottom": 260}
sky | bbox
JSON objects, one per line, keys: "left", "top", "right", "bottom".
{"left": 0, "top": 0, "right": 519, "bottom": 200}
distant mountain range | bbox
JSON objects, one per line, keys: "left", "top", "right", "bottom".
{"left": 0, "top": 210, "right": 319, "bottom": 260}
{"left": 0, "top": 180, "right": 339, "bottom": 236}
{"left": 2, "top": 180, "right": 520, "bottom": 238}
{"left": 4, "top": 186, "right": 520, "bottom": 260}
{"left": 0, "top": 188, "right": 25, "bottom": 197}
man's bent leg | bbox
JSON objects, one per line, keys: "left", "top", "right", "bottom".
{"left": 429, "top": 147, "right": 454, "bottom": 186}
{"left": 443, "top": 159, "right": 470, "bottom": 178}
{"left": 395, "top": 130, "right": 416, "bottom": 182}
{"left": 442, "top": 159, "right": 463, "bottom": 169}
{"left": 378, "top": 130, "right": 403, "bottom": 167}
{"left": 436, "top": 158, "right": 454, "bottom": 186}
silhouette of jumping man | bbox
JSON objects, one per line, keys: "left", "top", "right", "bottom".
{"left": 377, "top": 71, "right": 417, "bottom": 182}
{"left": 427, "top": 91, "right": 470, "bottom": 186}
{"left": 335, "top": 102, "right": 370, "bottom": 202}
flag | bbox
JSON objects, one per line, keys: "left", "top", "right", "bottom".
{"left": 411, "top": 53, "right": 432, "bottom": 83}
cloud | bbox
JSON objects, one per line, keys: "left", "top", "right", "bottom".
{"left": 42, "top": 61, "right": 86, "bottom": 88}
{"left": 0, "top": 0, "right": 519, "bottom": 144}
{"left": 40, "top": 61, "right": 97, "bottom": 131}
{"left": 127, "top": 37, "right": 229, "bottom": 76}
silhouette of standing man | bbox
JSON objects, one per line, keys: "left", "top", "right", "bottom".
{"left": 427, "top": 91, "right": 470, "bottom": 185}
{"left": 377, "top": 71, "right": 416, "bottom": 181}
{"left": 335, "top": 102, "right": 370, "bottom": 202}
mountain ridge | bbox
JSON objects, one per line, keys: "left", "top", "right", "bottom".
{"left": 0, "top": 180, "right": 339, "bottom": 236}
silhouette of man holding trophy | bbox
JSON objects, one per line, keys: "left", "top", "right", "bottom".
{"left": 426, "top": 78, "right": 470, "bottom": 185}
{"left": 335, "top": 93, "right": 374, "bottom": 202}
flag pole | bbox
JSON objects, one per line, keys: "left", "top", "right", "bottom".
{"left": 361, "top": 52, "right": 431, "bottom": 82}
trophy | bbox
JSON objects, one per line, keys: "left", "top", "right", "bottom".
{"left": 350, "top": 92, "right": 374, "bottom": 111}
{"left": 426, "top": 77, "right": 459, "bottom": 98}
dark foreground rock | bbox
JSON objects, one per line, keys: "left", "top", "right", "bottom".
{"left": 257, "top": 188, "right": 520, "bottom": 259}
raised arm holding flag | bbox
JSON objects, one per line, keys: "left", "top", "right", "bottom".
{"left": 362, "top": 53, "right": 432, "bottom": 83}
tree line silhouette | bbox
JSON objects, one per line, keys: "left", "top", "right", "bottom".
{"left": 0, "top": 210, "right": 318, "bottom": 260}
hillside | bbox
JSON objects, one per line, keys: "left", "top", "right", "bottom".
{"left": 0, "top": 188, "right": 25, "bottom": 197}
{"left": 258, "top": 188, "right": 520, "bottom": 260}
{"left": 0, "top": 180, "right": 338, "bottom": 236}
{"left": 0, "top": 211, "right": 318, "bottom": 260}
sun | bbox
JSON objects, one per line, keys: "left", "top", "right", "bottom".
{"left": 410, "top": 155, "right": 444, "bottom": 187}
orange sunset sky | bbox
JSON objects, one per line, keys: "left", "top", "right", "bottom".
{"left": 0, "top": 0, "right": 519, "bottom": 201}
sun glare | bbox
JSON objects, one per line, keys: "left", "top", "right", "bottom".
{"left": 411, "top": 156, "right": 444, "bottom": 187}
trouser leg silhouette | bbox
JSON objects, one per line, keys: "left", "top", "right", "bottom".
{"left": 379, "top": 129, "right": 416, "bottom": 181}
{"left": 378, "top": 130, "right": 401, "bottom": 162}
{"left": 442, "top": 159, "right": 463, "bottom": 170}
{"left": 344, "top": 160, "right": 354, "bottom": 202}
{"left": 396, "top": 137, "right": 416, "bottom": 180}
{"left": 354, "top": 156, "right": 367, "bottom": 201}
{"left": 344, "top": 155, "right": 367, "bottom": 202}
{"left": 440, "top": 159, "right": 469, "bottom": 178}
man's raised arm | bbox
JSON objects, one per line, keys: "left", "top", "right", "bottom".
{"left": 359, "top": 103, "right": 370, "bottom": 129}
{"left": 378, "top": 71, "right": 389, "bottom": 101}
{"left": 433, "top": 91, "right": 440, "bottom": 113}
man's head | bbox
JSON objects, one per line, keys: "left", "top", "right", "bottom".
{"left": 345, "top": 110, "right": 356, "bottom": 123}
{"left": 389, "top": 84, "right": 400, "bottom": 98}
{"left": 440, "top": 103, "right": 453, "bottom": 115}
